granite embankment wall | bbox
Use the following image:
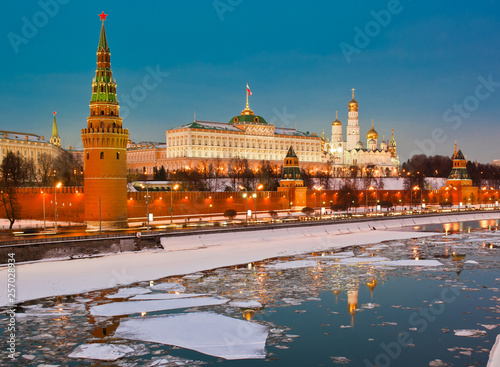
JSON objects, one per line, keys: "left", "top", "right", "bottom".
{"left": 1, "top": 211, "right": 498, "bottom": 265}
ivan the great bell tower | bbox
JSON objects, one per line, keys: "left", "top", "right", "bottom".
{"left": 81, "top": 12, "right": 129, "bottom": 229}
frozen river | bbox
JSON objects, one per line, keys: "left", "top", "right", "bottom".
{"left": 2, "top": 219, "right": 500, "bottom": 366}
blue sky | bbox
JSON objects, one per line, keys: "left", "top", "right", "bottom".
{"left": 1, "top": 0, "right": 499, "bottom": 163}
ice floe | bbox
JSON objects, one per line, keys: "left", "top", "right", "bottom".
{"left": 265, "top": 260, "right": 318, "bottom": 269}
{"left": 90, "top": 296, "right": 229, "bottom": 317}
{"left": 129, "top": 293, "right": 207, "bottom": 301}
{"left": 337, "top": 256, "right": 390, "bottom": 264}
{"left": 69, "top": 343, "right": 148, "bottom": 361}
{"left": 376, "top": 260, "right": 443, "bottom": 267}
{"left": 487, "top": 334, "right": 500, "bottom": 367}
{"left": 106, "top": 287, "right": 151, "bottom": 299}
{"left": 150, "top": 282, "right": 186, "bottom": 292}
{"left": 115, "top": 312, "right": 268, "bottom": 360}
{"left": 453, "top": 329, "right": 487, "bottom": 337}
{"left": 229, "top": 300, "right": 263, "bottom": 309}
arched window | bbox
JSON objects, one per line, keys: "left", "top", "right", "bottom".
{"left": 86, "top": 152, "right": 89, "bottom": 160}
{"left": 89, "top": 122, "right": 93, "bottom": 128}
{"left": 101, "top": 110, "right": 104, "bottom": 116}
{"left": 100, "top": 121, "right": 104, "bottom": 128}
{"left": 116, "top": 152, "right": 120, "bottom": 160}
{"left": 100, "top": 151, "right": 104, "bottom": 159}
{"left": 111, "top": 111, "right": 114, "bottom": 116}
{"left": 113, "top": 122, "right": 116, "bottom": 129}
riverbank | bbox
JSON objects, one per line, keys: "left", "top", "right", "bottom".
{"left": 1, "top": 212, "right": 499, "bottom": 307}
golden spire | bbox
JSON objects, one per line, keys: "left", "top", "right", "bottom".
{"left": 352, "top": 88, "right": 355, "bottom": 99}
{"left": 336, "top": 111, "right": 338, "bottom": 119}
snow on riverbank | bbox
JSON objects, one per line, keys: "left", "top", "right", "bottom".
{"left": 1, "top": 212, "right": 499, "bottom": 307}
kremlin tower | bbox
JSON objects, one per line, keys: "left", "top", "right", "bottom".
{"left": 50, "top": 111, "right": 61, "bottom": 148}
{"left": 81, "top": 13, "right": 129, "bottom": 228}
{"left": 346, "top": 88, "right": 360, "bottom": 150}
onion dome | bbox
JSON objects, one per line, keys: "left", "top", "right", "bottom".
{"left": 348, "top": 88, "right": 359, "bottom": 111}
{"left": 355, "top": 141, "right": 364, "bottom": 150}
{"left": 366, "top": 120, "right": 378, "bottom": 140}
{"left": 332, "top": 111, "right": 342, "bottom": 126}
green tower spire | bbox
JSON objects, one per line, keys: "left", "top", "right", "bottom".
{"left": 50, "top": 111, "right": 61, "bottom": 148}
{"left": 90, "top": 13, "right": 118, "bottom": 104}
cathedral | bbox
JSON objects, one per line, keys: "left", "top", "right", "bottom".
{"left": 325, "top": 89, "right": 400, "bottom": 177}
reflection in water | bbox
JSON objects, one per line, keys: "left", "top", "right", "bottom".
{"left": 347, "top": 289, "right": 358, "bottom": 327}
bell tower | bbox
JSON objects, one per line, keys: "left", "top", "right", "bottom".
{"left": 81, "top": 12, "right": 129, "bottom": 229}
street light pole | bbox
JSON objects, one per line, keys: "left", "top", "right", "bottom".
{"left": 243, "top": 193, "right": 248, "bottom": 223}
{"left": 42, "top": 193, "right": 46, "bottom": 230}
{"left": 146, "top": 185, "right": 150, "bottom": 232}
{"left": 54, "top": 182, "right": 62, "bottom": 230}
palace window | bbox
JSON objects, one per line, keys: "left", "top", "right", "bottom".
{"left": 100, "top": 151, "right": 104, "bottom": 159}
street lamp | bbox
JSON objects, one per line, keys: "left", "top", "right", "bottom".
{"left": 140, "top": 184, "right": 150, "bottom": 232}
{"left": 411, "top": 185, "right": 420, "bottom": 210}
{"left": 170, "top": 184, "right": 179, "bottom": 223}
{"left": 54, "top": 182, "right": 62, "bottom": 230}
{"left": 252, "top": 193, "right": 257, "bottom": 220}
{"left": 315, "top": 186, "right": 323, "bottom": 219}
{"left": 243, "top": 193, "right": 248, "bottom": 223}
{"left": 41, "top": 191, "right": 46, "bottom": 230}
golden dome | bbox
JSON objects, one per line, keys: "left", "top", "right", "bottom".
{"left": 366, "top": 120, "right": 378, "bottom": 140}
{"left": 332, "top": 111, "right": 342, "bottom": 126}
{"left": 348, "top": 88, "right": 359, "bottom": 111}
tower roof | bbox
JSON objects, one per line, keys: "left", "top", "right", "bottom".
{"left": 98, "top": 21, "right": 109, "bottom": 52}
{"left": 366, "top": 120, "right": 378, "bottom": 139}
{"left": 51, "top": 111, "right": 59, "bottom": 138}
{"left": 285, "top": 145, "right": 298, "bottom": 158}
{"left": 332, "top": 111, "right": 342, "bottom": 126}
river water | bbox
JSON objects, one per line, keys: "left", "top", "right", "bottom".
{"left": 1, "top": 220, "right": 500, "bottom": 366}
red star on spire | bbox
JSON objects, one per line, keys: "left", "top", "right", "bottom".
{"left": 99, "top": 11, "right": 108, "bottom": 21}
{"left": 53, "top": 111, "right": 56, "bottom": 116}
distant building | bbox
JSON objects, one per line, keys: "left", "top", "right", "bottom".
{"left": 325, "top": 89, "right": 400, "bottom": 177}
{"left": 0, "top": 113, "right": 64, "bottom": 165}
{"left": 491, "top": 160, "right": 500, "bottom": 167}
{"left": 126, "top": 141, "right": 167, "bottom": 177}
{"left": 440, "top": 144, "right": 478, "bottom": 204}
{"left": 164, "top": 95, "right": 323, "bottom": 173}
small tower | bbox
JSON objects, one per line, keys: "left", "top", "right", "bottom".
{"left": 346, "top": 88, "right": 360, "bottom": 150}
{"left": 440, "top": 143, "right": 478, "bottom": 205}
{"left": 278, "top": 146, "right": 307, "bottom": 209}
{"left": 50, "top": 111, "right": 61, "bottom": 148}
{"left": 81, "top": 12, "right": 129, "bottom": 229}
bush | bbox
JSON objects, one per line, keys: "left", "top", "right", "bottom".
{"left": 224, "top": 209, "right": 237, "bottom": 220}
{"left": 301, "top": 207, "right": 314, "bottom": 215}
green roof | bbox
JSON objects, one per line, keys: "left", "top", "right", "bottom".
{"left": 285, "top": 146, "right": 298, "bottom": 158}
{"left": 98, "top": 21, "right": 109, "bottom": 52}
{"left": 452, "top": 149, "right": 465, "bottom": 160}
{"left": 447, "top": 167, "right": 471, "bottom": 181}
{"left": 229, "top": 114, "right": 268, "bottom": 124}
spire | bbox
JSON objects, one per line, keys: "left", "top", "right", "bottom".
{"left": 336, "top": 111, "right": 338, "bottom": 120}
{"left": 50, "top": 111, "right": 61, "bottom": 148}
{"left": 352, "top": 88, "right": 355, "bottom": 99}
{"left": 98, "top": 12, "right": 109, "bottom": 51}
{"left": 285, "top": 145, "right": 298, "bottom": 158}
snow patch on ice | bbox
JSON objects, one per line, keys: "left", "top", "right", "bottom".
{"left": 115, "top": 312, "right": 268, "bottom": 360}
{"left": 376, "top": 260, "right": 443, "bottom": 267}
{"left": 337, "top": 256, "right": 389, "bottom": 264}
{"left": 487, "top": 334, "right": 500, "bottom": 367}
{"left": 129, "top": 293, "right": 207, "bottom": 301}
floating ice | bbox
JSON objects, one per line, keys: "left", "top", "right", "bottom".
{"left": 115, "top": 312, "right": 268, "bottom": 360}
{"left": 465, "top": 260, "right": 479, "bottom": 265}
{"left": 69, "top": 343, "right": 148, "bottom": 361}
{"left": 90, "top": 296, "right": 229, "bottom": 317}
{"left": 453, "top": 329, "right": 487, "bottom": 337}
{"left": 129, "top": 293, "right": 207, "bottom": 301}
{"left": 265, "top": 260, "right": 318, "bottom": 270}
{"left": 428, "top": 358, "right": 448, "bottom": 366}
{"left": 479, "top": 324, "right": 498, "bottom": 330}
{"left": 337, "top": 256, "right": 390, "bottom": 264}
{"left": 376, "top": 260, "right": 443, "bottom": 267}
{"left": 106, "top": 287, "right": 151, "bottom": 299}
{"left": 229, "top": 300, "right": 263, "bottom": 309}
{"left": 331, "top": 356, "right": 351, "bottom": 364}
{"left": 150, "top": 282, "right": 186, "bottom": 292}
{"left": 488, "top": 334, "right": 500, "bottom": 367}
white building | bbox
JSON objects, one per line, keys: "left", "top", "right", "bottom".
{"left": 326, "top": 89, "right": 400, "bottom": 177}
